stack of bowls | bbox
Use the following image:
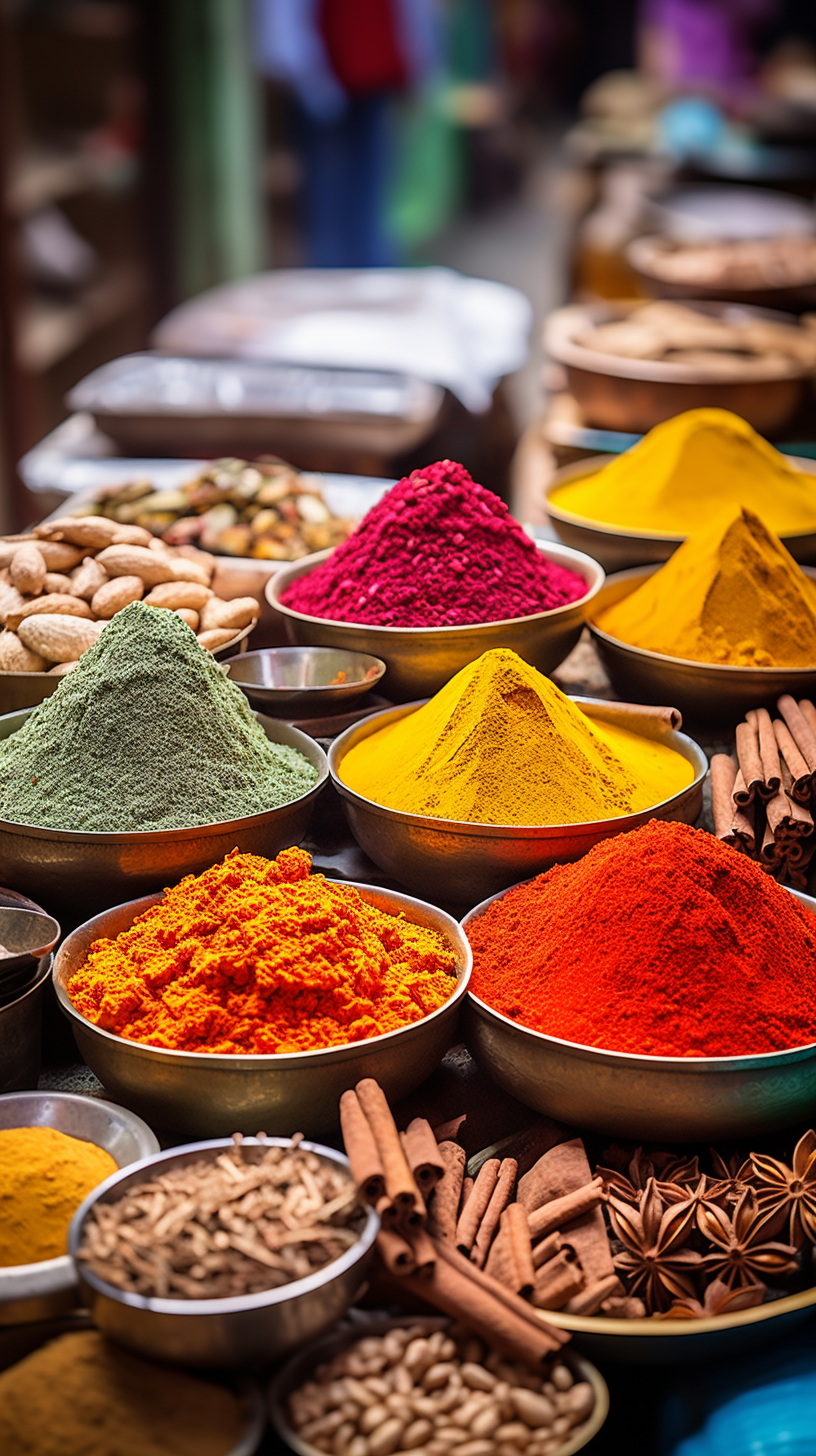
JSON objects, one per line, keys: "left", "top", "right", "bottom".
{"left": 0, "top": 906, "right": 61, "bottom": 1094}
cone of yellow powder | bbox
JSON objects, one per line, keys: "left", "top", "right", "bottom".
{"left": 338, "top": 648, "right": 693, "bottom": 826}
{"left": 596, "top": 505, "right": 816, "bottom": 667}
{"left": 549, "top": 408, "right": 816, "bottom": 538}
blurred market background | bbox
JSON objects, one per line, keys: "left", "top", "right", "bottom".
{"left": 3, "top": 0, "right": 816, "bottom": 529}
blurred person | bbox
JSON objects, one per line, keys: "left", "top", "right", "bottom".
{"left": 639, "top": 0, "right": 780, "bottom": 96}
{"left": 255, "top": 0, "right": 440, "bottom": 267}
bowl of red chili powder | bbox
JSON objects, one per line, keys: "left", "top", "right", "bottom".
{"left": 269, "top": 461, "right": 604, "bottom": 700}
{"left": 462, "top": 820, "right": 816, "bottom": 1142}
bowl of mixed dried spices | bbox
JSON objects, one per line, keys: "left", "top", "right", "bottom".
{"left": 68, "top": 1135, "right": 379, "bottom": 1367}
{"left": 53, "top": 846, "right": 471, "bottom": 1137}
{"left": 0, "top": 603, "right": 327, "bottom": 911}
{"left": 269, "top": 460, "right": 604, "bottom": 701}
{"left": 462, "top": 820, "right": 816, "bottom": 1142}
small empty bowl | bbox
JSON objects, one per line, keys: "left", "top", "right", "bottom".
{"left": 223, "top": 647, "right": 386, "bottom": 714}
{"left": 0, "top": 909, "right": 61, "bottom": 1008}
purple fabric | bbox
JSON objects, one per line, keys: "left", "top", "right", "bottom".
{"left": 641, "top": 0, "right": 778, "bottom": 84}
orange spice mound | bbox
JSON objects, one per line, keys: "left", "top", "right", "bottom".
{"left": 67, "top": 847, "right": 457, "bottom": 1054}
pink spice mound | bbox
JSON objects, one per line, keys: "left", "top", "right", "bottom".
{"left": 280, "top": 460, "right": 588, "bottom": 627}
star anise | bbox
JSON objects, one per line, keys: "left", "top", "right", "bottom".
{"left": 706, "top": 1150, "right": 753, "bottom": 1208}
{"left": 698, "top": 1187, "right": 799, "bottom": 1289}
{"left": 597, "top": 1148, "right": 688, "bottom": 1207}
{"left": 668, "top": 1176, "right": 730, "bottom": 1235}
{"left": 652, "top": 1152, "right": 701, "bottom": 1189}
{"left": 660, "top": 1277, "right": 766, "bottom": 1321}
{"left": 748, "top": 1130, "right": 816, "bottom": 1249}
{"left": 608, "top": 1177, "right": 703, "bottom": 1313}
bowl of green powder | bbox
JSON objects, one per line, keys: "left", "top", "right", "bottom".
{"left": 0, "top": 604, "right": 326, "bottom": 910}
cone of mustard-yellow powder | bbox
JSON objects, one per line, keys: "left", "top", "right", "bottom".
{"left": 338, "top": 648, "right": 693, "bottom": 826}
{"left": 596, "top": 505, "right": 816, "bottom": 667}
{"left": 549, "top": 409, "right": 816, "bottom": 537}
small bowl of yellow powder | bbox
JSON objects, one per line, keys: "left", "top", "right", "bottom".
{"left": 590, "top": 505, "right": 816, "bottom": 723}
{"left": 0, "top": 1090, "right": 158, "bottom": 1327}
{"left": 546, "top": 409, "right": 816, "bottom": 573}
{"left": 329, "top": 648, "right": 706, "bottom": 903}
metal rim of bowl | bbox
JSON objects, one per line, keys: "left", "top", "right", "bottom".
{"left": 68, "top": 1137, "right": 380, "bottom": 1316}
{"left": 544, "top": 455, "right": 816, "bottom": 548}
{"left": 589, "top": 563, "right": 816, "bottom": 679}
{"left": 268, "top": 1313, "right": 609, "bottom": 1456}
{"left": 329, "top": 695, "right": 708, "bottom": 839}
{"left": 541, "top": 1283, "right": 816, "bottom": 1342}
{"left": 53, "top": 881, "right": 472, "bottom": 1068}
{"left": 266, "top": 542, "right": 606, "bottom": 636}
{"left": 0, "top": 709, "right": 328, "bottom": 843}
{"left": 0, "top": 952, "right": 52, "bottom": 1013}
{"left": 462, "top": 881, "right": 816, "bottom": 1067}
{"left": 544, "top": 301, "right": 815, "bottom": 383}
{"left": 221, "top": 646, "right": 388, "bottom": 696}
{"left": 0, "top": 617, "right": 259, "bottom": 687}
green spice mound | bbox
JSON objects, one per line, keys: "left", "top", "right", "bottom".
{"left": 0, "top": 602, "right": 318, "bottom": 832}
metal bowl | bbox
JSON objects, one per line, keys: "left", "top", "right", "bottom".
{"left": 544, "top": 302, "right": 813, "bottom": 436}
{"left": 328, "top": 697, "right": 706, "bottom": 905}
{"left": 0, "top": 956, "right": 53, "bottom": 1094}
{"left": 267, "top": 545, "right": 605, "bottom": 702}
{"left": 53, "top": 884, "right": 471, "bottom": 1137}
{"left": 68, "top": 1137, "right": 379, "bottom": 1367}
{"left": 589, "top": 566, "right": 816, "bottom": 725}
{"left": 545, "top": 456, "right": 816, "bottom": 572}
{"left": 0, "top": 708, "right": 328, "bottom": 913}
{"left": 627, "top": 232, "right": 816, "bottom": 312}
{"left": 0, "top": 1090, "right": 158, "bottom": 1328}
{"left": 0, "top": 619, "right": 258, "bottom": 717}
{"left": 223, "top": 646, "right": 386, "bottom": 714}
{"left": 269, "top": 1314, "right": 608, "bottom": 1456}
{"left": 462, "top": 885, "right": 816, "bottom": 1143}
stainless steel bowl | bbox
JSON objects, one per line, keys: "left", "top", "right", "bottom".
{"left": 0, "top": 708, "right": 328, "bottom": 912}
{"left": 0, "top": 1090, "right": 158, "bottom": 1327}
{"left": 267, "top": 545, "right": 605, "bottom": 702}
{"left": 545, "top": 456, "right": 816, "bottom": 572}
{"left": 53, "top": 884, "right": 471, "bottom": 1137}
{"left": 329, "top": 697, "right": 706, "bottom": 904}
{"left": 269, "top": 1315, "right": 609, "bottom": 1456}
{"left": 589, "top": 566, "right": 816, "bottom": 725}
{"left": 0, "top": 956, "right": 52, "bottom": 1094}
{"left": 462, "top": 885, "right": 816, "bottom": 1142}
{"left": 223, "top": 646, "right": 386, "bottom": 714}
{"left": 68, "top": 1138, "right": 379, "bottom": 1367}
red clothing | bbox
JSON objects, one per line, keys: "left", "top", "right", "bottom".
{"left": 318, "top": 0, "right": 407, "bottom": 94}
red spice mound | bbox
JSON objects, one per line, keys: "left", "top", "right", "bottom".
{"left": 280, "top": 459, "right": 587, "bottom": 627}
{"left": 467, "top": 820, "right": 816, "bottom": 1058}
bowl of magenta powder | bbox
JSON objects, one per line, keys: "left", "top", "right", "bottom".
{"left": 269, "top": 460, "right": 604, "bottom": 699}
{"left": 462, "top": 819, "right": 816, "bottom": 1142}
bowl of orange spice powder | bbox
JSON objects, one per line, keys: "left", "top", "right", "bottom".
{"left": 53, "top": 846, "right": 471, "bottom": 1138}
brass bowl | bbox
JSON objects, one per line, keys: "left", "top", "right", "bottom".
{"left": 328, "top": 696, "right": 707, "bottom": 904}
{"left": 269, "top": 1315, "right": 609, "bottom": 1456}
{"left": 267, "top": 545, "right": 605, "bottom": 702}
{"left": 0, "top": 708, "right": 328, "bottom": 913}
{"left": 545, "top": 456, "right": 816, "bottom": 572}
{"left": 68, "top": 1138, "right": 379, "bottom": 1368}
{"left": 223, "top": 646, "right": 386, "bottom": 714}
{"left": 53, "top": 884, "right": 471, "bottom": 1137}
{"left": 0, "top": 1090, "right": 158, "bottom": 1327}
{"left": 461, "top": 885, "right": 816, "bottom": 1143}
{"left": 544, "top": 302, "right": 813, "bottom": 435}
{"left": 589, "top": 566, "right": 816, "bottom": 725}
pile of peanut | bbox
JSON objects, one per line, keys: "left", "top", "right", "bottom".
{"left": 287, "top": 1323, "right": 595, "bottom": 1456}
{"left": 0, "top": 516, "right": 259, "bottom": 673}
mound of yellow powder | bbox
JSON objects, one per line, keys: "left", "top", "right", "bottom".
{"left": 596, "top": 505, "right": 816, "bottom": 666}
{"left": 550, "top": 408, "right": 816, "bottom": 536}
{"left": 339, "top": 649, "right": 693, "bottom": 826}
{"left": 0, "top": 1126, "right": 117, "bottom": 1266}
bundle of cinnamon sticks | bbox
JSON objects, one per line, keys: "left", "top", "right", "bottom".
{"left": 711, "top": 695, "right": 816, "bottom": 888}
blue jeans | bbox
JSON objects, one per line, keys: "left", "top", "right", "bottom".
{"left": 297, "top": 93, "right": 396, "bottom": 267}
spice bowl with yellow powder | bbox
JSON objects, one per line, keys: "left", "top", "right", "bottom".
{"left": 0, "top": 1089, "right": 158, "bottom": 1328}
{"left": 53, "top": 848, "right": 471, "bottom": 1137}
{"left": 590, "top": 507, "right": 816, "bottom": 721}
{"left": 329, "top": 650, "right": 706, "bottom": 903}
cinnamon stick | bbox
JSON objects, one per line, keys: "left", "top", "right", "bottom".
{"left": 562, "top": 1273, "right": 623, "bottom": 1316}
{"left": 581, "top": 700, "right": 682, "bottom": 739}
{"left": 461, "top": 1176, "right": 474, "bottom": 1212}
{"left": 397, "top": 1254, "right": 565, "bottom": 1366}
{"left": 532, "top": 1231, "right": 563, "bottom": 1270}
{"left": 747, "top": 708, "right": 782, "bottom": 793}
{"left": 484, "top": 1204, "right": 535, "bottom": 1298}
{"left": 376, "top": 1228, "right": 416, "bottom": 1275}
{"left": 455, "top": 1158, "right": 501, "bottom": 1254}
{"left": 798, "top": 698, "right": 816, "bottom": 740}
{"left": 407, "top": 1226, "right": 437, "bottom": 1277}
{"left": 471, "top": 1158, "right": 518, "bottom": 1270}
{"left": 376, "top": 1192, "right": 398, "bottom": 1228}
{"left": 527, "top": 1178, "right": 604, "bottom": 1242}
{"left": 519, "top": 1141, "right": 615, "bottom": 1284}
{"left": 530, "top": 1251, "right": 585, "bottom": 1311}
{"left": 401, "top": 1119, "right": 445, "bottom": 1193}
{"left": 426, "top": 1141, "right": 466, "bottom": 1243}
{"left": 467, "top": 1120, "right": 566, "bottom": 1182}
{"left": 779, "top": 695, "right": 816, "bottom": 771}
{"left": 772, "top": 719, "right": 813, "bottom": 802}
{"left": 710, "top": 754, "right": 739, "bottom": 841}
{"left": 431, "top": 1237, "right": 568, "bottom": 1347}
{"left": 355, "top": 1079, "right": 419, "bottom": 1209}
{"left": 432, "top": 1114, "right": 467, "bottom": 1143}
{"left": 339, "top": 1089, "right": 385, "bottom": 1203}
{"left": 735, "top": 721, "right": 764, "bottom": 804}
